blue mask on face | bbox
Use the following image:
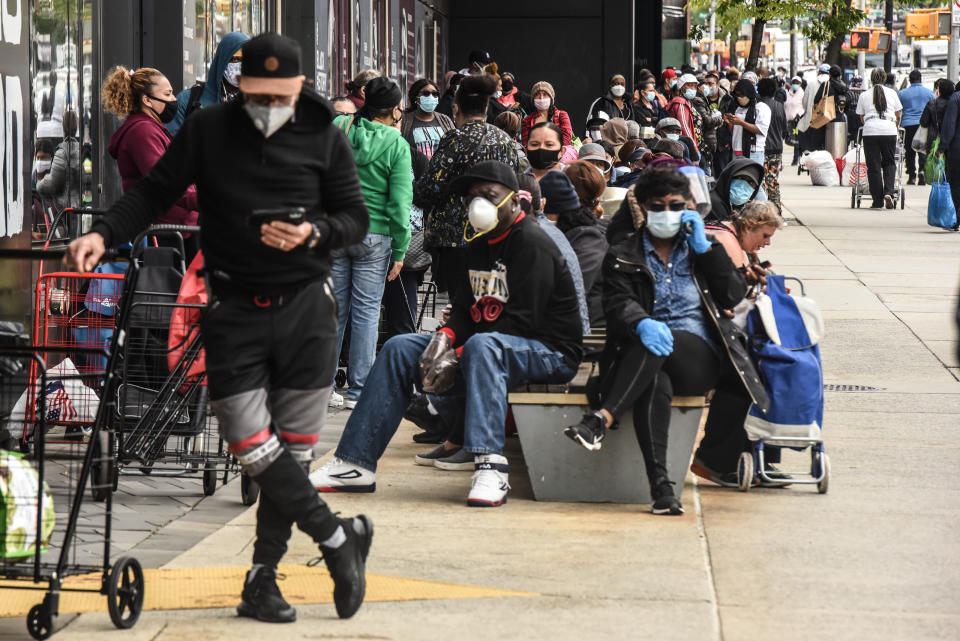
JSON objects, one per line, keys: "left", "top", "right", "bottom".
{"left": 729, "top": 178, "right": 754, "bottom": 206}
{"left": 666, "top": 133, "right": 680, "bottom": 141}
{"left": 419, "top": 95, "right": 439, "bottom": 113}
{"left": 684, "top": 88, "right": 697, "bottom": 100}
{"left": 645, "top": 91, "right": 656, "bottom": 102}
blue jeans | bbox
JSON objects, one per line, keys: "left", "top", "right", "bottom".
{"left": 331, "top": 232, "right": 392, "bottom": 400}
{"left": 335, "top": 332, "right": 576, "bottom": 471}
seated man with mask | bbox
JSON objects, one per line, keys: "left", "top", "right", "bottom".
{"left": 311, "top": 160, "right": 583, "bottom": 508}
{"left": 708, "top": 157, "right": 767, "bottom": 222}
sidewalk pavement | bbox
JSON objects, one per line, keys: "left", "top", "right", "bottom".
{"left": 5, "top": 159, "right": 959, "bottom": 640}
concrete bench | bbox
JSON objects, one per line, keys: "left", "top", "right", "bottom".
{"left": 508, "top": 388, "right": 706, "bottom": 504}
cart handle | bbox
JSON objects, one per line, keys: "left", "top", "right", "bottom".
{"left": 0, "top": 247, "right": 131, "bottom": 261}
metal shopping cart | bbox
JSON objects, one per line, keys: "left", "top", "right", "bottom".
{"left": 0, "top": 247, "right": 144, "bottom": 640}
{"left": 850, "top": 127, "right": 906, "bottom": 209}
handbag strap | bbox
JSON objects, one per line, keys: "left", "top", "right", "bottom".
{"left": 336, "top": 115, "right": 354, "bottom": 137}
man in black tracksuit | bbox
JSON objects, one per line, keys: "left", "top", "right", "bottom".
{"left": 65, "top": 34, "right": 372, "bottom": 623}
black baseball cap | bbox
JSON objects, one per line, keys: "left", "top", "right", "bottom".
{"left": 450, "top": 160, "right": 519, "bottom": 195}
{"left": 239, "top": 32, "right": 305, "bottom": 96}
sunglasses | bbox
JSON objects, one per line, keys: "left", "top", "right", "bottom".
{"left": 645, "top": 201, "right": 687, "bottom": 211}
{"left": 420, "top": 90, "right": 440, "bottom": 97}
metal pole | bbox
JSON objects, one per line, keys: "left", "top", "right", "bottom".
{"left": 884, "top": 0, "right": 893, "bottom": 73}
{"left": 709, "top": 0, "right": 717, "bottom": 69}
{"left": 950, "top": 2, "right": 959, "bottom": 83}
{"left": 857, "top": 0, "right": 866, "bottom": 80}
{"left": 790, "top": 17, "right": 796, "bottom": 77}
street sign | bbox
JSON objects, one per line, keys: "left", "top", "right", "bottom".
{"left": 850, "top": 30, "right": 870, "bottom": 49}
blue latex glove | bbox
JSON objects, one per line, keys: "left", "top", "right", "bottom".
{"left": 636, "top": 318, "right": 674, "bottom": 357}
{"left": 682, "top": 210, "right": 711, "bottom": 254}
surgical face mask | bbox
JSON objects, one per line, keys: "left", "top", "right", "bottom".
{"left": 645, "top": 210, "right": 683, "bottom": 239}
{"left": 669, "top": 79, "right": 678, "bottom": 88}
{"left": 527, "top": 147, "right": 561, "bottom": 170}
{"left": 534, "top": 97, "right": 551, "bottom": 111}
{"left": 702, "top": 85, "right": 714, "bottom": 97}
{"left": 666, "top": 133, "right": 680, "bottom": 141}
{"left": 419, "top": 94, "right": 439, "bottom": 113}
{"left": 35, "top": 159, "right": 52, "bottom": 174}
{"left": 792, "top": 83, "right": 801, "bottom": 91}
{"left": 244, "top": 102, "right": 295, "bottom": 138}
{"left": 224, "top": 61, "right": 242, "bottom": 88}
{"left": 645, "top": 91, "right": 656, "bottom": 102}
{"left": 737, "top": 96, "right": 750, "bottom": 107}
{"left": 611, "top": 85, "right": 626, "bottom": 97}
{"left": 684, "top": 88, "right": 697, "bottom": 100}
{"left": 729, "top": 178, "right": 754, "bottom": 206}
{"left": 589, "top": 129, "right": 602, "bottom": 141}
{"left": 465, "top": 190, "right": 514, "bottom": 242}
{"left": 493, "top": 90, "right": 502, "bottom": 99}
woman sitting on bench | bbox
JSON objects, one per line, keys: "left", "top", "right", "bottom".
{"left": 563, "top": 168, "right": 751, "bottom": 515}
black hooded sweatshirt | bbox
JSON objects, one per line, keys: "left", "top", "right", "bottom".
{"left": 707, "top": 156, "right": 764, "bottom": 223}
{"left": 91, "top": 88, "right": 369, "bottom": 293}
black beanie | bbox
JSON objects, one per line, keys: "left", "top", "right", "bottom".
{"left": 363, "top": 77, "right": 403, "bottom": 110}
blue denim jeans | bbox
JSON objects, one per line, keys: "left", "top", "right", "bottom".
{"left": 335, "top": 331, "right": 576, "bottom": 471}
{"left": 331, "top": 232, "right": 392, "bottom": 400}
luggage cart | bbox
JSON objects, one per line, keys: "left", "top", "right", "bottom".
{"left": 111, "top": 226, "right": 236, "bottom": 498}
{"left": 0, "top": 248, "right": 144, "bottom": 640}
{"left": 850, "top": 127, "right": 906, "bottom": 209}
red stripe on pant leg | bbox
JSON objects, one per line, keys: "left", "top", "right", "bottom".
{"left": 279, "top": 431, "right": 320, "bottom": 445}
{"left": 228, "top": 427, "right": 273, "bottom": 452}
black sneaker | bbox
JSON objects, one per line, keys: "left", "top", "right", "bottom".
{"left": 918, "top": 172, "right": 926, "bottom": 186}
{"left": 906, "top": 176, "right": 916, "bottom": 185}
{"left": 564, "top": 413, "right": 605, "bottom": 451}
{"left": 319, "top": 515, "right": 374, "bottom": 619}
{"left": 237, "top": 566, "right": 296, "bottom": 623}
{"left": 650, "top": 479, "right": 684, "bottom": 515}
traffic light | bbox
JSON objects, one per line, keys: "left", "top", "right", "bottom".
{"left": 905, "top": 10, "right": 951, "bottom": 38}
{"left": 850, "top": 30, "right": 870, "bottom": 49}
{"left": 871, "top": 31, "right": 891, "bottom": 53}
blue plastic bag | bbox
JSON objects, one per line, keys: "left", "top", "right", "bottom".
{"left": 927, "top": 158, "right": 957, "bottom": 230}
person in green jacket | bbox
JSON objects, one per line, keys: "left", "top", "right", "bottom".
{"left": 330, "top": 77, "right": 413, "bottom": 409}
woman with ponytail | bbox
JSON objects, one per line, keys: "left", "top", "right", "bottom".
{"left": 102, "top": 66, "right": 199, "bottom": 236}
{"left": 856, "top": 68, "right": 903, "bottom": 209}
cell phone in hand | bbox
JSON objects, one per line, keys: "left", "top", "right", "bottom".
{"left": 247, "top": 207, "right": 307, "bottom": 229}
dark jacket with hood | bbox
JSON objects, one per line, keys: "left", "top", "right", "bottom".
{"left": 107, "top": 111, "right": 198, "bottom": 227}
{"left": 633, "top": 97, "right": 667, "bottom": 130}
{"left": 599, "top": 219, "right": 769, "bottom": 410}
{"left": 691, "top": 94, "right": 723, "bottom": 151}
{"left": 168, "top": 32, "right": 249, "bottom": 135}
{"left": 91, "top": 87, "right": 369, "bottom": 293}
{"left": 708, "top": 157, "right": 764, "bottom": 223}
{"left": 588, "top": 91, "right": 635, "bottom": 124}
{"left": 555, "top": 207, "right": 609, "bottom": 328}
{"left": 921, "top": 95, "right": 952, "bottom": 153}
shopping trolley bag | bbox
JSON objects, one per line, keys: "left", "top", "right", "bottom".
{"left": 744, "top": 276, "right": 824, "bottom": 443}
{"left": 927, "top": 158, "right": 957, "bottom": 230}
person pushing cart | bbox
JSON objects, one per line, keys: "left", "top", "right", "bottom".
{"left": 64, "top": 32, "right": 373, "bottom": 623}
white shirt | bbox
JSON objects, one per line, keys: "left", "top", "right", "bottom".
{"left": 856, "top": 86, "right": 902, "bottom": 136}
{"left": 731, "top": 101, "right": 771, "bottom": 153}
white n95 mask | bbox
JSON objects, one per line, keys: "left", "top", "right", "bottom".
{"left": 464, "top": 191, "right": 515, "bottom": 242}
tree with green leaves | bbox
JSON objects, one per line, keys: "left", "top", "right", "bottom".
{"left": 689, "top": 0, "right": 866, "bottom": 70}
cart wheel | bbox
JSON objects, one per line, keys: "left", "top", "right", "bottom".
{"left": 900, "top": 190, "right": 905, "bottom": 209}
{"left": 90, "top": 431, "right": 111, "bottom": 502}
{"left": 817, "top": 453, "right": 831, "bottom": 495}
{"left": 241, "top": 472, "right": 260, "bottom": 506}
{"left": 334, "top": 368, "right": 348, "bottom": 389}
{"left": 107, "top": 556, "right": 145, "bottom": 629}
{"left": 202, "top": 462, "right": 218, "bottom": 496}
{"left": 26, "top": 603, "right": 54, "bottom": 640}
{"left": 736, "top": 451, "right": 754, "bottom": 492}
{"left": 850, "top": 188, "right": 856, "bottom": 209}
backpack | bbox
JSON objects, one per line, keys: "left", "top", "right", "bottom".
{"left": 184, "top": 81, "right": 206, "bottom": 120}
{"left": 743, "top": 275, "right": 824, "bottom": 444}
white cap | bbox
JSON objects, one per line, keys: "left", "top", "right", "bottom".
{"left": 678, "top": 73, "right": 698, "bottom": 86}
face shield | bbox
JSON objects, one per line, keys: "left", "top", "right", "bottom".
{"left": 677, "top": 165, "right": 711, "bottom": 218}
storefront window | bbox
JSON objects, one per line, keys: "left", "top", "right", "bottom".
{"left": 184, "top": 0, "right": 268, "bottom": 89}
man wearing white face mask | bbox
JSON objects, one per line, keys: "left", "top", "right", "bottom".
{"left": 65, "top": 33, "right": 373, "bottom": 623}
{"left": 168, "top": 31, "right": 249, "bottom": 135}
{"left": 313, "top": 160, "right": 582, "bottom": 508}
{"left": 587, "top": 73, "right": 634, "bottom": 130}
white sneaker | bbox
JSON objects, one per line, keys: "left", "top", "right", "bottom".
{"left": 328, "top": 391, "right": 345, "bottom": 408}
{"left": 310, "top": 458, "right": 376, "bottom": 493}
{"left": 466, "top": 454, "right": 510, "bottom": 507}
{"left": 344, "top": 398, "right": 358, "bottom": 410}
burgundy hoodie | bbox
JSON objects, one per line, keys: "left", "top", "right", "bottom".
{"left": 108, "top": 112, "right": 198, "bottom": 227}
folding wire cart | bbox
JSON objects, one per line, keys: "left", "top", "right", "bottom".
{"left": 0, "top": 248, "right": 144, "bottom": 640}
{"left": 850, "top": 127, "right": 906, "bottom": 209}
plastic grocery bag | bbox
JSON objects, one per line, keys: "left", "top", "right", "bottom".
{"left": 927, "top": 158, "right": 957, "bottom": 230}
{"left": 839, "top": 148, "right": 868, "bottom": 188}
{"left": 2, "top": 358, "right": 100, "bottom": 441}
{"left": 0, "top": 450, "right": 56, "bottom": 559}
{"left": 804, "top": 150, "right": 840, "bottom": 186}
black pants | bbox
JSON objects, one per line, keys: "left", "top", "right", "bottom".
{"left": 600, "top": 331, "right": 720, "bottom": 485}
{"left": 903, "top": 124, "right": 925, "bottom": 180}
{"left": 946, "top": 152, "right": 960, "bottom": 231}
{"left": 863, "top": 135, "right": 897, "bottom": 205}
{"left": 383, "top": 269, "right": 425, "bottom": 338}
{"left": 203, "top": 279, "right": 340, "bottom": 567}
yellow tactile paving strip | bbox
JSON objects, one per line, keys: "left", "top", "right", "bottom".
{"left": 0, "top": 565, "right": 535, "bottom": 617}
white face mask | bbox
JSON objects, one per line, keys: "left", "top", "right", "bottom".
{"left": 610, "top": 85, "right": 626, "bottom": 97}
{"left": 464, "top": 190, "right": 514, "bottom": 242}
{"left": 224, "top": 61, "right": 242, "bottom": 88}
{"left": 645, "top": 210, "right": 683, "bottom": 239}
{"left": 493, "top": 90, "right": 502, "bottom": 99}
{"left": 589, "top": 129, "right": 603, "bottom": 141}
{"left": 35, "top": 159, "right": 52, "bottom": 174}
{"left": 534, "top": 97, "right": 551, "bottom": 111}
{"left": 244, "top": 102, "right": 295, "bottom": 138}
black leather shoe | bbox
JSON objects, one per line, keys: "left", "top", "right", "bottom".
{"left": 237, "top": 566, "right": 296, "bottom": 623}
{"left": 320, "top": 515, "right": 374, "bottom": 619}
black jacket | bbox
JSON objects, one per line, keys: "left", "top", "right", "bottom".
{"left": 760, "top": 96, "right": 787, "bottom": 154}
{"left": 589, "top": 93, "right": 635, "bottom": 124}
{"left": 691, "top": 95, "right": 723, "bottom": 151}
{"left": 601, "top": 230, "right": 769, "bottom": 409}
{"left": 446, "top": 213, "right": 584, "bottom": 370}
{"left": 558, "top": 211, "right": 609, "bottom": 329}
{"left": 921, "top": 96, "right": 951, "bottom": 152}
{"left": 91, "top": 88, "right": 368, "bottom": 293}
{"left": 633, "top": 98, "right": 667, "bottom": 130}
{"left": 708, "top": 156, "right": 765, "bottom": 223}
{"left": 437, "top": 89, "right": 456, "bottom": 119}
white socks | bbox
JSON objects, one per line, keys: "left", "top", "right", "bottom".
{"left": 322, "top": 525, "right": 346, "bottom": 549}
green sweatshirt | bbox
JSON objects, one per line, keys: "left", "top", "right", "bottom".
{"left": 334, "top": 115, "right": 412, "bottom": 261}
